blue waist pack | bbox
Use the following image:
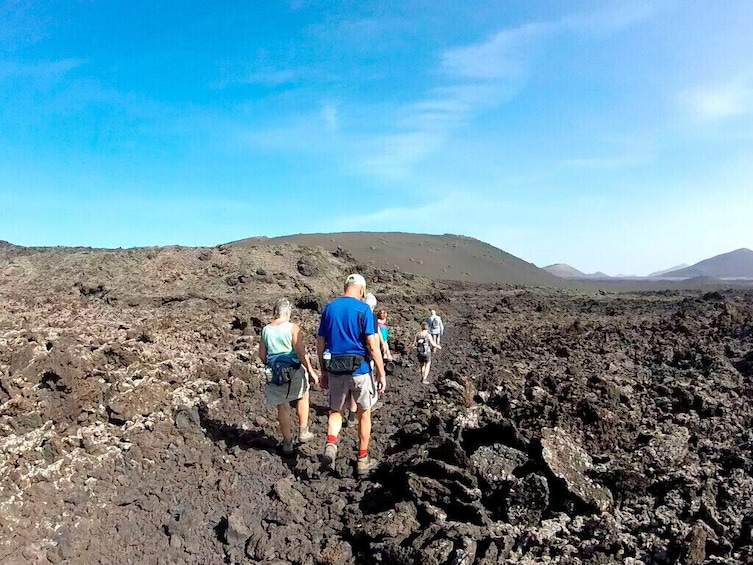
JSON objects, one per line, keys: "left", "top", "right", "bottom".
{"left": 266, "top": 353, "right": 301, "bottom": 386}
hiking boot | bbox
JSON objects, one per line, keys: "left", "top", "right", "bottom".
{"left": 298, "top": 429, "right": 314, "bottom": 443}
{"left": 322, "top": 442, "right": 338, "bottom": 468}
{"left": 281, "top": 439, "right": 294, "bottom": 455}
{"left": 356, "top": 454, "right": 377, "bottom": 477}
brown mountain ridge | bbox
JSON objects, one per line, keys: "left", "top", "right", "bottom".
{"left": 661, "top": 248, "right": 753, "bottom": 279}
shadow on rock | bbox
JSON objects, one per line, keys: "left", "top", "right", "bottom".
{"left": 198, "top": 404, "right": 279, "bottom": 454}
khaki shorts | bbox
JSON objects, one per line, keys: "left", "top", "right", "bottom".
{"left": 327, "top": 371, "right": 378, "bottom": 412}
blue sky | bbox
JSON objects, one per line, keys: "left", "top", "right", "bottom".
{"left": 1, "top": 1, "right": 751, "bottom": 276}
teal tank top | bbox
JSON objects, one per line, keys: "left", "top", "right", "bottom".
{"left": 262, "top": 322, "right": 294, "bottom": 355}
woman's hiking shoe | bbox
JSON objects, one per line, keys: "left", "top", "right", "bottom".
{"left": 322, "top": 443, "right": 338, "bottom": 468}
{"left": 356, "top": 454, "right": 376, "bottom": 477}
{"left": 298, "top": 429, "right": 314, "bottom": 443}
{"left": 281, "top": 439, "right": 295, "bottom": 455}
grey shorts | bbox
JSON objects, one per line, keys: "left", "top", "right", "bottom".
{"left": 327, "top": 371, "right": 378, "bottom": 412}
{"left": 265, "top": 367, "right": 310, "bottom": 406}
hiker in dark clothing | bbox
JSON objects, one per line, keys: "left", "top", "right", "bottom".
{"left": 412, "top": 321, "right": 441, "bottom": 384}
{"left": 427, "top": 310, "right": 444, "bottom": 346}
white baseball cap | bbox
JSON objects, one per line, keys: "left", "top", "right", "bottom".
{"left": 345, "top": 273, "right": 367, "bottom": 288}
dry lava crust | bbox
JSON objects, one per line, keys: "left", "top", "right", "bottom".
{"left": 1, "top": 243, "right": 753, "bottom": 564}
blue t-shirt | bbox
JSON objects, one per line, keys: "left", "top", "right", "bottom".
{"left": 318, "top": 296, "right": 376, "bottom": 375}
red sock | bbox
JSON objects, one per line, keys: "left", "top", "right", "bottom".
{"left": 358, "top": 449, "right": 368, "bottom": 458}
{"left": 326, "top": 435, "right": 338, "bottom": 444}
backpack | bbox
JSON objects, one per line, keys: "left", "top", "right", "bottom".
{"left": 266, "top": 352, "right": 301, "bottom": 386}
{"left": 417, "top": 336, "right": 431, "bottom": 357}
{"left": 430, "top": 316, "right": 441, "bottom": 332}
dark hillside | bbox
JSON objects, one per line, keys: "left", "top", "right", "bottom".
{"left": 231, "top": 232, "right": 560, "bottom": 286}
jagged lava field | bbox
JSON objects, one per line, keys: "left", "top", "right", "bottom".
{"left": 1, "top": 239, "right": 753, "bottom": 564}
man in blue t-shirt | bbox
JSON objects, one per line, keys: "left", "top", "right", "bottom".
{"left": 317, "top": 273, "right": 387, "bottom": 477}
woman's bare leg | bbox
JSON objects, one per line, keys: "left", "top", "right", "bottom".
{"left": 296, "top": 392, "right": 310, "bottom": 429}
{"left": 277, "top": 404, "right": 293, "bottom": 441}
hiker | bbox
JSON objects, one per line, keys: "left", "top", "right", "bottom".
{"left": 427, "top": 309, "right": 444, "bottom": 346}
{"left": 376, "top": 309, "right": 393, "bottom": 361}
{"left": 342, "top": 292, "right": 378, "bottom": 429}
{"left": 317, "top": 274, "right": 387, "bottom": 476}
{"left": 259, "top": 298, "right": 320, "bottom": 455}
{"left": 412, "top": 321, "right": 441, "bottom": 384}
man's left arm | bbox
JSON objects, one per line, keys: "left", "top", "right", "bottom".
{"left": 366, "top": 333, "right": 386, "bottom": 392}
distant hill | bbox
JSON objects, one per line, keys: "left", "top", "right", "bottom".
{"left": 230, "top": 232, "right": 560, "bottom": 286}
{"left": 543, "top": 263, "right": 611, "bottom": 280}
{"left": 648, "top": 264, "right": 689, "bottom": 277}
{"left": 544, "top": 264, "right": 586, "bottom": 278}
{"left": 662, "top": 249, "right": 753, "bottom": 279}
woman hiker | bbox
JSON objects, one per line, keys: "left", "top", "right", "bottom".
{"left": 259, "top": 297, "right": 320, "bottom": 454}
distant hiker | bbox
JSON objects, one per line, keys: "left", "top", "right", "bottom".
{"left": 364, "top": 292, "right": 377, "bottom": 311}
{"left": 317, "top": 274, "right": 386, "bottom": 476}
{"left": 427, "top": 309, "right": 444, "bottom": 346}
{"left": 412, "top": 321, "right": 441, "bottom": 384}
{"left": 259, "top": 298, "right": 320, "bottom": 455}
{"left": 376, "top": 309, "right": 393, "bottom": 362}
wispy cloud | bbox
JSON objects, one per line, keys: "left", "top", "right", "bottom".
{"left": 561, "top": 152, "right": 650, "bottom": 171}
{"left": 321, "top": 102, "right": 338, "bottom": 131}
{"left": 243, "top": 69, "right": 301, "bottom": 86}
{"left": 328, "top": 187, "right": 526, "bottom": 237}
{"left": 354, "top": 3, "right": 654, "bottom": 181}
{"left": 442, "top": 22, "right": 555, "bottom": 81}
{"left": 238, "top": 3, "right": 657, "bottom": 184}
{"left": 0, "top": 58, "right": 83, "bottom": 81}
{"left": 211, "top": 67, "right": 312, "bottom": 89}
{"left": 563, "top": 2, "right": 659, "bottom": 34}
{"left": 352, "top": 130, "right": 445, "bottom": 180}
{"left": 680, "top": 75, "right": 753, "bottom": 121}
{"left": 0, "top": 0, "right": 50, "bottom": 48}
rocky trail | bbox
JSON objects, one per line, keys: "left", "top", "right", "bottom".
{"left": 1, "top": 244, "right": 753, "bottom": 564}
